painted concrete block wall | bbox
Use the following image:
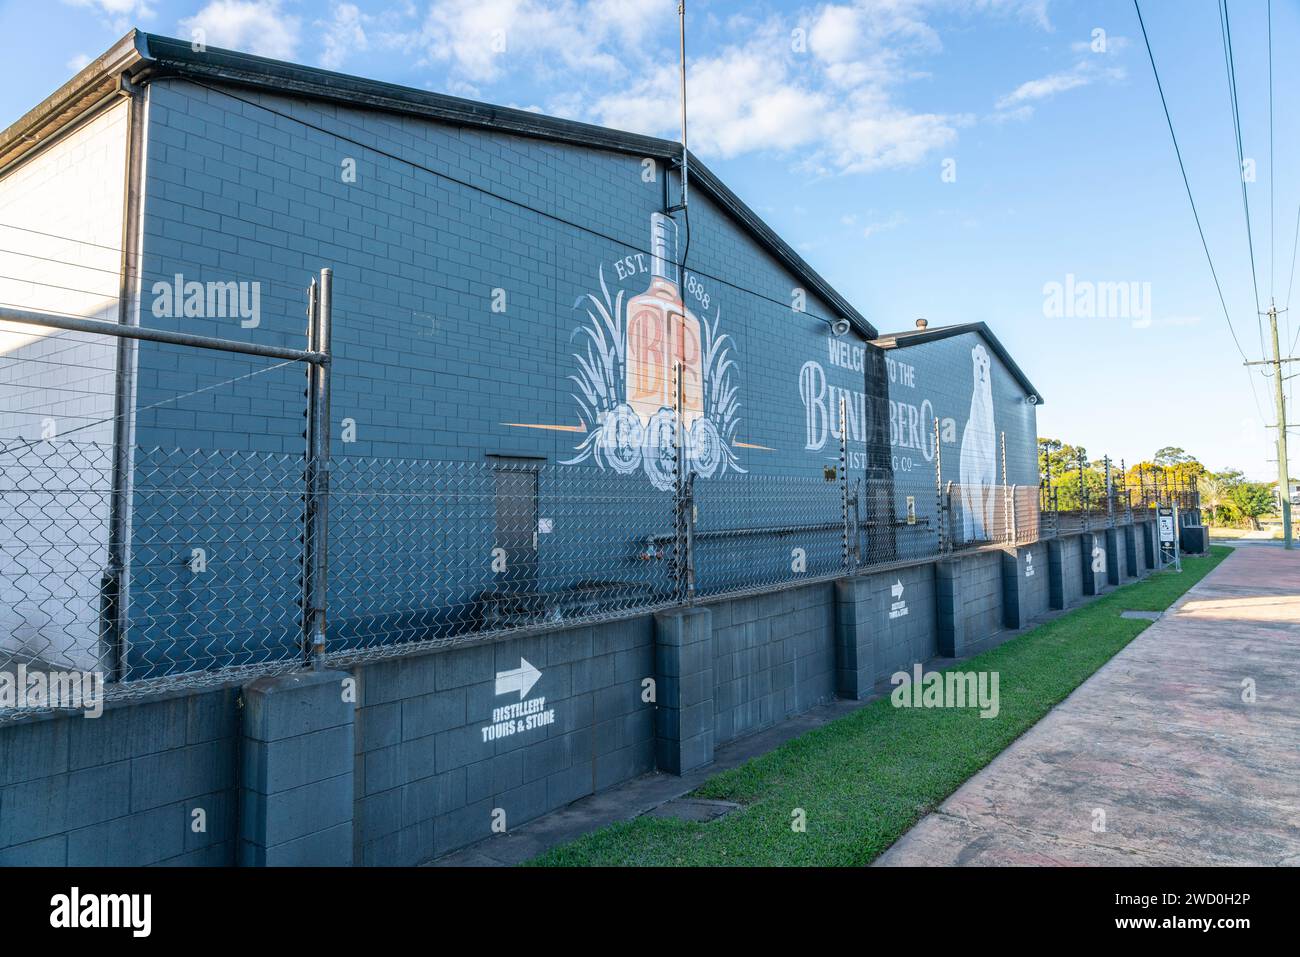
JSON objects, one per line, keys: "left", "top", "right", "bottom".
{"left": 1103, "top": 528, "right": 1121, "bottom": 585}
{"left": 834, "top": 575, "right": 874, "bottom": 699}
{"left": 1001, "top": 542, "right": 1048, "bottom": 630}
{"left": 655, "top": 607, "right": 714, "bottom": 774}
{"left": 1059, "top": 534, "right": 1084, "bottom": 606}
{"left": 239, "top": 670, "right": 353, "bottom": 865}
{"left": 0, "top": 101, "right": 128, "bottom": 670}
{"left": 0, "top": 686, "right": 239, "bottom": 866}
{"left": 1138, "top": 521, "right": 1155, "bottom": 572}
{"left": 708, "top": 583, "right": 836, "bottom": 745}
{"left": 955, "top": 550, "right": 1004, "bottom": 646}
{"left": 1137, "top": 520, "right": 1155, "bottom": 572}
{"left": 1080, "top": 531, "right": 1107, "bottom": 595}
{"left": 870, "top": 562, "right": 938, "bottom": 681}
{"left": 1, "top": 523, "right": 1168, "bottom": 866}
{"left": 1018, "top": 542, "right": 1051, "bottom": 620}
{"left": 350, "top": 615, "right": 654, "bottom": 865}
{"left": 1121, "top": 525, "right": 1138, "bottom": 579}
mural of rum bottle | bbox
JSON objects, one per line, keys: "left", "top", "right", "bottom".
{"left": 625, "top": 212, "right": 703, "bottom": 429}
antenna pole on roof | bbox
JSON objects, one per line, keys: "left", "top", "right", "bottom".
{"left": 671, "top": 1, "right": 689, "bottom": 212}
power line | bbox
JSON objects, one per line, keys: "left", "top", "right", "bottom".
{"left": 0, "top": 221, "right": 123, "bottom": 254}
{"left": 1218, "top": 0, "right": 1265, "bottom": 351}
{"left": 1132, "top": 0, "right": 1268, "bottom": 425}
{"left": 1267, "top": 0, "right": 1293, "bottom": 417}
{"left": 0, "top": 242, "right": 307, "bottom": 294}
{"left": 0, "top": 357, "right": 298, "bottom": 457}
{"left": 1269, "top": 0, "right": 1275, "bottom": 300}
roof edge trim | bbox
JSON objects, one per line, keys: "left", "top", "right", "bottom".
{"left": 871, "top": 321, "right": 1045, "bottom": 405}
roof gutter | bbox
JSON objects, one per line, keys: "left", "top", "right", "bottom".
{"left": 872, "top": 321, "right": 1045, "bottom": 405}
{"left": 0, "top": 30, "right": 148, "bottom": 176}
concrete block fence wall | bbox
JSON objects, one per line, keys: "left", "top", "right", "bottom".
{"left": 0, "top": 686, "right": 240, "bottom": 866}
{"left": 0, "top": 521, "right": 1159, "bottom": 866}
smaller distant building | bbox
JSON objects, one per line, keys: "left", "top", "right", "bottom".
{"left": 1270, "top": 480, "right": 1300, "bottom": 506}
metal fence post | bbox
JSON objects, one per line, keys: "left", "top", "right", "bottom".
{"left": 1048, "top": 459, "right": 1057, "bottom": 536}
{"left": 671, "top": 356, "right": 693, "bottom": 605}
{"left": 1103, "top": 454, "right": 1113, "bottom": 526}
{"left": 303, "top": 268, "right": 333, "bottom": 669}
{"left": 933, "top": 417, "right": 946, "bottom": 553}
{"left": 1000, "top": 431, "right": 1009, "bottom": 542}
{"left": 684, "top": 471, "right": 696, "bottom": 603}
{"left": 944, "top": 482, "right": 955, "bottom": 553}
{"left": 1079, "top": 449, "right": 1089, "bottom": 531}
{"left": 1120, "top": 458, "right": 1130, "bottom": 522}
{"left": 852, "top": 478, "right": 862, "bottom": 568}
{"left": 840, "top": 396, "right": 849, "bottom": 571}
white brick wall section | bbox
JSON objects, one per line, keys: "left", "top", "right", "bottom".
{"left": 0, "top": 101, "right": 128, "bottom": 669}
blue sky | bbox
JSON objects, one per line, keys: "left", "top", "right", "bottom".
{"left": 2, "top": 0, "right": 1292, "bottom": 479}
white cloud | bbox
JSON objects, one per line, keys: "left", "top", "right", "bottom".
{"left": 989, "top": 104, "right": 1034, "bottom": 124}
{"left": 589, "top": 18, "right": 962, "bottom": 176}
{"left": 995, "top": 25, "right": 1131, "bottom": 117}
{"left": 862, "top": 211, "right": 906, "bottom": 238}
{"left": 382, "top": 0, "right": 1057, "bottom": 176}
{"left": 997, "top": 69, "right": 1090, "bottom": 108}
{"left": 179, "top": 0, "right": 301, "bottom": 60}
{"left": 412, "top": 0, "right": 664, "bottom": 84}
{"left": 66, "top": 53, "right": 93, "bottom": 73}
{"left": 64, "top": 0, "right": 154, "bottom": 31}
{"left": 318, "top": 3, "right": 369, "bottom": 70}
{"left": 994, "top": 56, "right": 1125, "bottom": 117}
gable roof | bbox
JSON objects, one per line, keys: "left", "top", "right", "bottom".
{"left": 871, "top": 321, "right": 1044, "bottom": 405}
{"left": 0, "top": 30, "right": 876, "bottom": 340}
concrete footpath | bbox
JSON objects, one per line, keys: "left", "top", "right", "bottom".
{"left": 877, "top": 546, "right": 1300, "bottom": 866}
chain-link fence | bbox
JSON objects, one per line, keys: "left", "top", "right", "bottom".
{"left": 1038, "top": 455, "right": 1196, "bottom": 535}
{"left": 0, "top": 268, "right": 330, "bottom": 720}
{"left": 325, "top": 458, "right": 679, "bottom": 661}
{"left": 5, "top": 441, "right": 1186, "bottom": 706}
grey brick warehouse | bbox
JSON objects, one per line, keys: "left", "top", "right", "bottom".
{"left": 0, "top": 31, "right": 1044, "bottom": 679}
{"left": 0, "top": 32, "right": 1070, "bottom": 866}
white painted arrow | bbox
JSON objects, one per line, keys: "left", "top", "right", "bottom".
{"left": 891, "top": 579, "right": 904, "bottom": 600}
{"left": 495, "top": 658, "right": 542, "bottom": 699}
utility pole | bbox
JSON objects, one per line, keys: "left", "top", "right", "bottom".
{"left": 1269, "top": 302, "right": 1293, "bottom": 549}
{"left": 1246, "top": 302, "right": 1294, "bottom": 548}
{"left": 1237, "top": 302, "right": 1289, "bottom": 548}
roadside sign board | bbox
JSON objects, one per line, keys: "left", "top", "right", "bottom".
{"left": 1158, "top": 506, "right": 1177, "bottom": 565}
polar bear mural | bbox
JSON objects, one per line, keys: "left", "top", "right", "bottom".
{"left": 959, "top": 344, "right": 996, "bottom": 541}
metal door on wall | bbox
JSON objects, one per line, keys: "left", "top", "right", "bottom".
{"left": 492, "top": 459, "right": 539, "bottom": 603}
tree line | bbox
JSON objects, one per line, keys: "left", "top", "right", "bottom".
{"left": 1038, "top": 440, "right": 1277, "bottom": 528}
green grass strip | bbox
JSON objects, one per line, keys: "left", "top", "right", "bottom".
{"left": 530, "top": 546, "right": 1231, "bottom": 866}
